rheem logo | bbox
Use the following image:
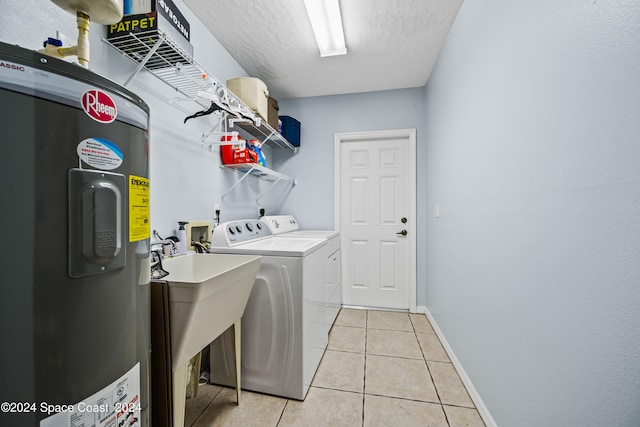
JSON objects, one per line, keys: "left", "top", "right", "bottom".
{"left": 81, "top": 89, "right": 117, "bottom": 123}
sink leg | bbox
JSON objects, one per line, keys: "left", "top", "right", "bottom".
{"left": 233, "top": 319, "right": 242, "bottom": 405}
{"left": 188, "top": 352, "right": 202, "bottom": 399}
{"left": 173, "top": 363, "right": 188, "bottom": 427}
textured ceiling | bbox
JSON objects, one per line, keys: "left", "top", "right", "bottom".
{"left": 181, "top": 0, "right": 463, "bottom": 99}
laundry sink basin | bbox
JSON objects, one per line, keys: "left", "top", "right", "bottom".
{"left": 160, "top": 252, "right": 261, "bottom": 370}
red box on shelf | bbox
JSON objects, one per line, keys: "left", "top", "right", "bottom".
{"left": 220, "top": 136, "right": 258, "bottom": 165}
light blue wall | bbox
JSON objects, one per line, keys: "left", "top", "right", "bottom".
{"left": 424, "top": 0, "right": 640, "bottom": 425}
{"left": 277, "top": 88, "right": 428, "bottom": 304}
{"left": 5, "top": 2, "right": 640, "bottom": 424}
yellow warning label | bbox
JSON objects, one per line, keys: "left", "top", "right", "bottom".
{"left": 129, "top": 175, "right": 150, "bottom": 242}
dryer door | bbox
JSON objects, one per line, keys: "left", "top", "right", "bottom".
{"left": 210, "top": 256, "right": 307, "bottom": 399}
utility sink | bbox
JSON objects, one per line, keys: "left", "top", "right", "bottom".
{"left": 159, "top": 252, "right": 260, "bottom": 427}
{"left": 161, "top": 252, "right": 261, "bottom": 370}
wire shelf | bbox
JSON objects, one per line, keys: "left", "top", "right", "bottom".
{"left": 104, "top": 30, "right": 210, "bottom": 102}
{"left": 103, "top": 30, "right": 297, "bottom": 152}
{"left": 222, "top": 163, "right": 295, "bottom": 183}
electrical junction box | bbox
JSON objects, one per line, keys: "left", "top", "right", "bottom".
{"left": 108, "top": 0, "right": 192, "bottom": 57}
{"left": 186, "top": 221, "right": 212, "bottom": 252}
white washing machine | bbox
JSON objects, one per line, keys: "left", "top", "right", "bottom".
{"left": 208, "top": 219, "right": 328, "bottom": 400}
{"left": 261, "top": 215, "right": 342, "bottom": 332}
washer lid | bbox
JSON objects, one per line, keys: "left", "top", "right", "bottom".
{"left": 212, "top": 236, "right": 327, "bottom": 257}
{"left": 273, "top": 230, "right": 340, "bottom": 240}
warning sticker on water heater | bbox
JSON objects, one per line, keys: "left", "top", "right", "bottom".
{"left": 40, "top": 363, "right": 141, "bottom": 427}
{"left": 129, "top": 175, "right": 150, "bottom": 242}
{"left": 77, "top": 138, "right": 123, "bottom": 170}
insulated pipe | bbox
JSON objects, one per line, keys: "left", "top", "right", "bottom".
{"left": 38, "top": 10, "right": 91, "bottom": 68}
{"left": 41, "top": 43, "right": 77, "bottom": 60}
{"left": 76, "top": 10, "right": 90, "bottom": 68}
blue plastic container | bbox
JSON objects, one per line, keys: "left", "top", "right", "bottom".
{"left": 279, "top": 115, "right": 300, "bottom": 147}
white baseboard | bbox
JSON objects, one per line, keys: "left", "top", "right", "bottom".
{"left": 415, "top": 305, "right": 428, "bottom": 314}
{"left": 417, "top": 306, "right": 497, "bottom": 427}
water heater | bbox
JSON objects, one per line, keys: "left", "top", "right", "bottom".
{"left": 0, "top": 40, "right": 151, "bottom": 426}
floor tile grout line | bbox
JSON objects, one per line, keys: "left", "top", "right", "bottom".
{"left": 274, "top": 397, "right": 290, "bottom": 427}
{"left": 309, "top": 384, "right": 364, "bottom": 395}
{"left": 427, "top": 362, "right": 478, "bottom": 410}
{"left": 417, "top": 314, "right": 480, "bottom": 417}
{"left": 415, "top": 315, "right": 479, "bottom": 407}
{"left": 362, "top": 390, "right": 441, "bottom": 406}
{"left": 331, "top": 325, "right": 367, "bottom": 330}
{"left": 366, "top": 352, "right": 430, "bottom": 361}
{"left": 412, "top": 313, "right": 452, "bottom": 424}
{"left": 413, "top": 320, "right": 454, "bottom": 427}
{"left": 442, "top": 402, "right": 452, "bottom": 427}
{"left": 441, "top": 402, "right": 482, "bottom": 410}
{"left": 413, "top": 315, "right": 448, "bottom": 419}
{"left": 325, "top": 347, "right": 366, "bottom": 355}
{"left": 361, "top": 393, "right": 365, "bottom": 427}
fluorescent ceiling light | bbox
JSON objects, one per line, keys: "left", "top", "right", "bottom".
{"left": 303, "top": 0, "right": 347, "bottom": 57}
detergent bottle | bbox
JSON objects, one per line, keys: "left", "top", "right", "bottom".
{"left": 249, "top": 139, "right": 266, "bottom": 167}
{"left": 177, "top": 221, "right": 189, "bottom": 255}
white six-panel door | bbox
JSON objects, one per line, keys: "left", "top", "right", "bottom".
{"left": 335, "top": 129, "right": 416, "bottom": 311}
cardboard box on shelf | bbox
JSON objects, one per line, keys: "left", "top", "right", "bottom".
{"left": 267, "top": 97, "right": 279, "bottom": 131}
{"left": 226, "top": 77, "right": 269, "bottom": 122}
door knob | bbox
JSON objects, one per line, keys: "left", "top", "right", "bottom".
{"left": 396, "top": 230, "right": 407, "bottom": 236}
{"left": 401, "top": 217, "right": 407, "bottom": 223}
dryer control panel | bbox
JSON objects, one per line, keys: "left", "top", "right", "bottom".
{"left": 260, "top": 215, "right": 300, "bottom": 235}
{"left": 211, "top": 219, "right": 272, "bottom": 247}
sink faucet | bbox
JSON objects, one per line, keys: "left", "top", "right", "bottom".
{"left": 152, "top": 239, "right": 176, "bottom": 249}
{"left": 150, "top": 250, "right": 169, "bottom": 279}
{"left": 152, "top": 229, "right": 179, "bottom": 256}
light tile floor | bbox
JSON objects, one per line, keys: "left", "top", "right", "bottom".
{"left": 185, "top": 309, "right": 485, "bottom": 427}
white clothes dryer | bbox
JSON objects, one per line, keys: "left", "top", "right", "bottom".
{"left": 208, "top": 219, "right": 327, "bottom": 400}
{"left": 261, "top": 215, "right": 339, "bottom": 240}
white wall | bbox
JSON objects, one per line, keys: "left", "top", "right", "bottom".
{"left": 277, "top": 88, "right": 428, "bottom": 303}
{"left": 0, "top": 0, "right": 288, "bottom": 239}
{"left": 424, "top": 0, "right": 640, "bottom": 425}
